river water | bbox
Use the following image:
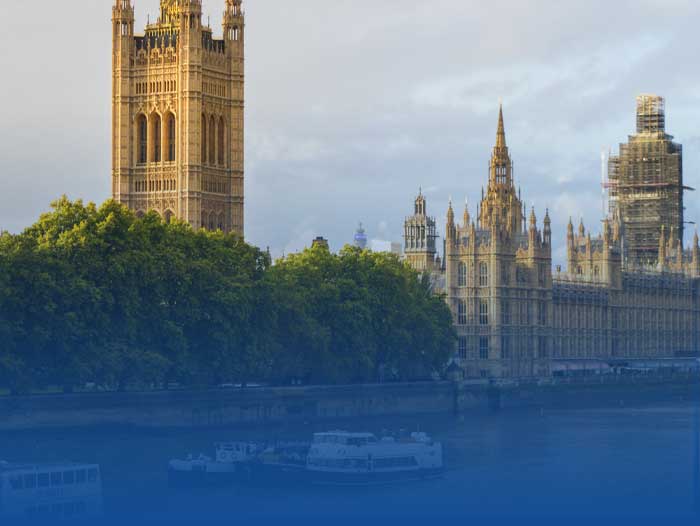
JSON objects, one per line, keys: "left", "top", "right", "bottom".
{"left": 1, "top": 401, "right": 699, "bottom": 524}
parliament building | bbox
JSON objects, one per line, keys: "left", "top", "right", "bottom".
{"left": 112, "top": 0, "right": 245, "bottom": 235}
{"left": 404, "top": 97, "right": 700, "bottom": 378}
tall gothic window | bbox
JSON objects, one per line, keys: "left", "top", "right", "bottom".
{"left": 137, "top": 115, "right": 147, "bottom": 164}
{"left": 479, "top": 300, "right": 489, "bottom": 326}
{"left": 457, "top": 300, "right": 467, "bottom": 325}
{"left": 218, "top": 117, "right": 225, "bottom": 165}
{"left": 201, "top": 114, "right": 207, "bottom": 164}
{"left": 151, "top": 113, "right": 162, "bottom": 163}
{"left": 458, "top": 262, "right": 467, "bottom": 287}
{"left": 166, "top": 113, "right": 176, "bottom": 162}
{"left": 479, "top": 262, "right": 489, "bottom": 287}
{"left": 458, "top": 337, "right": 468, "bottom": 360}
{"left": 479, "top": 337, "right": 489, "bottom": 360}
{"left": 209, "top": 116, "right": 216, "bottom": 166}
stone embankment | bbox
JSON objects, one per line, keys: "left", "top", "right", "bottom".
{"left": 0, "top": 376, "right": 697, "bottom": 430}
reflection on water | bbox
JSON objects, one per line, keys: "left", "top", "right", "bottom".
{"left": 0, "top": 402, "right": 698, "bottom": 522}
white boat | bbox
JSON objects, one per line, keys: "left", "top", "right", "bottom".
{"left": 0, "top": 461, "right": 102, "bottom": 519}
{"left": 168, "top": 443, "right": 259, "bottom": 487}
{"left": 306, "top": 431, "right": 443, "bottom": 485}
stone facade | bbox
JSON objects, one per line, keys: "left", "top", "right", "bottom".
{"left": 406, "top": 104, "right": 700, "bottom": 378}
{"left": 112, "top": 0, "right": 244, "bottom": 235}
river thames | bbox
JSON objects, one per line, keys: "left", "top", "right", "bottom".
{"left": 1, "top": 400, "right": 698, "bottom": 524}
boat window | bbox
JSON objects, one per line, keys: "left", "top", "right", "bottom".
{"left": 373, "top": 457, "right": 418, "bottom": 469}
{"left": 9, "top": 476, "right": 23, "bottom": 491}
{"left": 38, "top": 473, "right": 50, "bottom": 488}
{"left": 51, "top": 472, "right": 62, "bottom": 486}
{"left": 75, "top": 470, "right": 86, "bottom": 484}
{"left": 24, "top": 473, "right": 37, "bottom": 489}
{"left": 63, "top": 471, "right": 75, "bottom": 485}
{"left": 87, "top": 468, "right": 98, "bottom": 483}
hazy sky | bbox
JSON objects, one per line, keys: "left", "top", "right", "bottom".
{"left": 2, "top": 0, "right": 700, "bottom": 263}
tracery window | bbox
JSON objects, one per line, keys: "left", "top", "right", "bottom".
{"left": 458, "top": 262, "right": 467, "bottom": 287}
{"left": 479, "top": 262, "right": 488, "bottom": 287}
{"left": 137, "top": 115, "right": 147, "bottom": 164}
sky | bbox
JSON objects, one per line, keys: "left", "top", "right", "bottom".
{"left": 2, "top": 0, "right": 700, "bottom": 264}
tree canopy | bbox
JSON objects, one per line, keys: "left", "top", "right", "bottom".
{"left": 0, "top": 198, "right": 455, "bottom": 394}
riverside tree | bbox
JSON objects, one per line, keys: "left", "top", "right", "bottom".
{"left": 0, "top": 198, "right": 455, "bottom": 394}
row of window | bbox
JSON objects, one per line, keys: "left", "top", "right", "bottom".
{"left": 457, "top": 262, "right": 549, "bottom": 287}
{"left": 135, "top": 80, "right": 177, "bottom": 95}
{"left": 6, "top": 468, "right": 99, "bottom": 492}
{"left": 134, "top": 179, "right": 177, "bottom": 193}
{"left": 457, "top": 336, "right": 548, "bottom": 360}
{"left": 456, "top": 299, "right": 548, "bottom": 327}
{"left": 203, "top": 81, "right": 226, "bottom": 97}
{"left": 201, "top": 114, "right": 227, "bottom": 166}
{"left": 137, "top": 113, "right": 176, "bottom": 164}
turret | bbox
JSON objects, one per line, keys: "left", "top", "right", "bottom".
{"left": 446, "top": 200, "right": 456, "bottom": 242}
{"left": 578, "top": 218, "right": 586, "bottom": 239}
{"left": 112, "top": 1, "right": 134, "bottom": 56}
{"left": 224, "top": 0, "right": 245, "bottom": 55}
{"left": 543, "top": 209, "right": 551, "bottom": 246}
{"left": 692, "top": 230, "right": 699, "bottom": 276}
{"left": 463, "top": 200, "right": 470, "bottom": 228}
{"left": 528, "top": 208, "right": 537, "bottom": 243}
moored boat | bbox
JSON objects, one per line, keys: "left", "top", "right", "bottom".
{"left": 306, "top": 431, "right": 443, "bottom": 485}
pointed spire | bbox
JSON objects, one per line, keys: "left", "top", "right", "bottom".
{"left": 529, "top": 207, "right": 537, "bottom": 229}
{"left": 496, "top": 103, "right": 506, "bottom": 149}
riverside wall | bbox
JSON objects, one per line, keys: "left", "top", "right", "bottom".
{"left": 0, "top": 378, "right": 697, "bottom": 431}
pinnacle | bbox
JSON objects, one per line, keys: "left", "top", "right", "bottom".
{"left": 496, "top": 103, "right": 507, "bottom": 149}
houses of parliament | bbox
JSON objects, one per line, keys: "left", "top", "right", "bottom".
{"left": 112, "top": 0, "right": 244, "bottom": 235}
{"left": 404, "top": 96, "right": 700, "bottom": 378}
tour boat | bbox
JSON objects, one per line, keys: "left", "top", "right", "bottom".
{"left": 306, "top": 431, "right": 443, "bottom": 485}
{"left": 168, "top": 431, "right": 444, "bottom": 488}
{"left": 0, "top": 461, "right": 102, "bottom": 519}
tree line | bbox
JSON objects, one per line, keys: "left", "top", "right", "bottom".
{"left": 0, "top": 198, "right": 455, "bottom": 395}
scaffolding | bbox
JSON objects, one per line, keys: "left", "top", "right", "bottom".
{"left": 607, "top": 95, "right": 685, "bottom": 265}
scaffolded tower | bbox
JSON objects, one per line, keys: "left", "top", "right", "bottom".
{"left": 607, "top": 95, "right": 684, "bottom": 267}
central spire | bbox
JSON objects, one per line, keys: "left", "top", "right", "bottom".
{"left": 496, "top": 103, "right": 507, "bottom": 150}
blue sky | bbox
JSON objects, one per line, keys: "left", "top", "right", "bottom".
{"left": 2, "top": 0, "right": 700, "bottom": 264}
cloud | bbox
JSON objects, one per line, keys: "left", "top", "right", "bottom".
{"left": 2, "top": 0, "right": 700, "bottom": 258}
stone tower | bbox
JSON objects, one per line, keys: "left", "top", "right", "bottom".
{"left": 404, "top": 190, "right": 439, "bottom": 272}
{"left": 445, "top": 106, "right": 552, "bottom": 379}
{"left": 608, "top": 95, "right": 683, "bottom": 266}
{"left": 112, "top": 0, "right": 245, "bottom": 235}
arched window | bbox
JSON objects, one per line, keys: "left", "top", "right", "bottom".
{"left": 479, "top": 262, "right": 489, "bottom": 287}
{"left": 137, "top": 115, "right": 147, "bottom": 164}
{"left": 479, "top": 300, "right": 489, "bottom": 325}
{"left": 209, "top": 116, "right": 216, "bottom": 166}
{"left": 217, "top": 117, "right": 225, "bottom": 165}
{"left": 201, "top": 211, "right": 208, "bottom": 230}
{"left": 457, "top": 300, "right": 467, "bottom": 325}
{"left": 150, "top": 113, "right": 162, "bottom": 163}
{"left": 201, "top": 114, "right": 207, "bottom": 164}
{"left": 458, "top": 262, "right": 467, "bottom": 287}
{"left": 164, "top": 210, "right": 174, "bottom": 224}
{"left": 165, "top": 113, "right": 176, "bottom": 162}
{"left": 217, "top": 212, "right": 225, "bottom": 231}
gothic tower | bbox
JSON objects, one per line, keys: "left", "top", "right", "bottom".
{"left": 404, "top": 190, "right": 439, "bottom": 272}
{"left": 111, "top": 1, "right": 245, "bottom": 235}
